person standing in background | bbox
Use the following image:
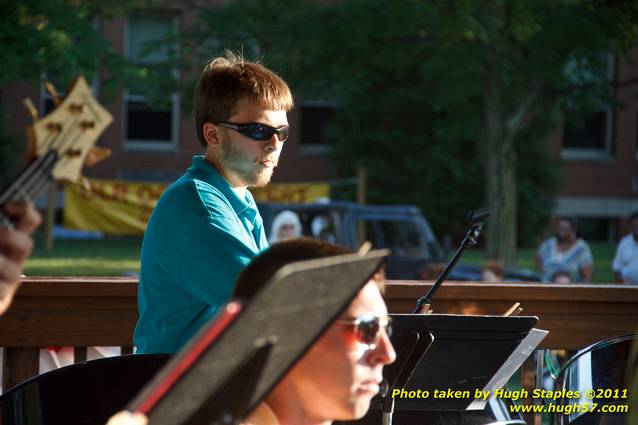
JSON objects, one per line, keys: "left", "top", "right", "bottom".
{"left": 612, "top": 212, "right": 638, "bottom": 285}
{"left": 536, "top": 217, "right": 593, "bottom": 283}
{"left": 269, "top": 210, "right": 302, "bottom": 243}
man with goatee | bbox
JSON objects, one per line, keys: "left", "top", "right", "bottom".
{"left": 135, "top": 52, "right": 293, "bottom": 354}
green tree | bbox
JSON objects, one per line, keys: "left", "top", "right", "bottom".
{"left": 177, "top": 0, "right": 637, "bottom": 264}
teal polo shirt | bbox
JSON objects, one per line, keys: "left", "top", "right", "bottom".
{"left": 134, "top": 155, "right": 268, "bottom": 353}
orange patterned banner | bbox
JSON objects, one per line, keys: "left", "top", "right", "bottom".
{"left": 250, "top": 183, "right": 330, "bottom": 203}
{"left": 64, "top": 179, "right": 168, "bottom": 235}
{"left": 64, "top": 179, "right": 330, "bottom": 235}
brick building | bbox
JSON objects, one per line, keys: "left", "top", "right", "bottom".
{"left": 551, "top": 48, "right": 638, "bottom": 240}
{"left": 3, "top": 7, "right": 339, "bottom": 184}
{"left": 2, "top": 9, "right": 637, "bottom": 241}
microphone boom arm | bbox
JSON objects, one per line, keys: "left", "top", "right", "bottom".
{"left": 413, "top": 209, "right": 490, "bottom": 314}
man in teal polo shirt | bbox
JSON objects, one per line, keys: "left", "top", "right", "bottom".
{"left": 134, "top": 52, "right": 294, "bottom": 353}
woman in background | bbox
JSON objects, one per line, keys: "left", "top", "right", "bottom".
{"left": 269, "top": 210, "right": 302, "bottom": 243}
{"left": 536, "top": 217, "right": 593, "bottom": 283}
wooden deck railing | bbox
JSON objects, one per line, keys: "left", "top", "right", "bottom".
{"left": 385, "top": 280, "right": 638, "bottom": 350}
{"left": 0, "top": 277, "right": 137, "bottom": 391}
{"left": 1, "top": 277, "right": 637, "bottom": 393}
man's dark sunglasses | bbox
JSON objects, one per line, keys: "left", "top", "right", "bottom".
{"left": 216, "top": 121, "right": 289, "bottom": 142}
{"left": 337, "top": 313, "right": 392, "bottom": 349}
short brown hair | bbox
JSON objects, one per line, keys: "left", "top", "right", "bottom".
{"left": 193, "top": 51, "right": 294, "bottom": 147}
{"left": 234, "top": 238, "right": 385, "bottom": 301}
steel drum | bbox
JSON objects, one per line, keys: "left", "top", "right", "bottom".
{"left": 552, "top": 334, "right": 634, "bottom": 425}
{"left": 0, "top": 354, "right": 170, "bottom": 425}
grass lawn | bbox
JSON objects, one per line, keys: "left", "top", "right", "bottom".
{"left": 25, "top": 233, "right": 143, "bottom": 276}
{"left": 25, "top": 232, "right": 619, "bottom": 282}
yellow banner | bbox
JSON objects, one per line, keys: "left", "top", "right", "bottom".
{"left": 250, "top": 183, "right": 330, "bottom": 203}
{"left": 64, "top": 179, "right": 330, "bottom": 235}
{"left": 64, "top": 179, "right": 168, "bottom": 235}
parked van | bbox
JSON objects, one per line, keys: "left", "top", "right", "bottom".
{"left": 258, "top": 201, "right": 445, "bottom": 279}
{"left": 258, "top": 201, "right": 542, "bottom": 282}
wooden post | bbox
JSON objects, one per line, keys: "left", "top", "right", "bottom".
{"left": 520, "top": 354, "right": 537, "bottom": 425}
{"left": 44, "top": 181, "right": 57, "bottom": 251}
{"left": 74, "top": 347, "right": 87, "bottom": 363}
{"left": 356, "top": 166, "right": 366, "bottom": 206}
{"left": 357, "top": 167, "right": 367, "bottom": 244}
{"left": 3, "top": 347, "right": 39, "bottom": 392}
{"left": 534, "top": 349, "right": 545, "bottom": 425}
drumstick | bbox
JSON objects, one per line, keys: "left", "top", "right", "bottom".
{"left": 503, "top": 302, "right": 522, "bottom": 317}
{"left": 358, "top": 241, "right": 372, "bottom": 256}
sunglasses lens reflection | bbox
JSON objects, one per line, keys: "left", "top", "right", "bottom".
{"left": 339, "top": 315, "right": 391, "bottom": 348}
{"left": 253, "top": 125, "right": 272, "bottom": 140}
{"left": 358, "top": 319, "right": 381, "bottom": 345}
{"left": 243, "top": 124, "right": 288, "bottom": 142}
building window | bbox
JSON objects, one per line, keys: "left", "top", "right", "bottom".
{"left": 124, "top": 14, "right": 179, "bottom": 151}
{"left": 561, "top": 53, "right": 614, "bottom": 160}
{"left": 299, "top": 101, "right": 336, "bottom": 155}
{"left": 563, "top": 110, "right": 612, "bottom": 150}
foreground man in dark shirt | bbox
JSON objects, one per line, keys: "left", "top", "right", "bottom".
{"left": 235, "top": 238, "right": 396, "bottom": 425}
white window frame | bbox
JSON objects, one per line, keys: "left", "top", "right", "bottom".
{"left": 561, "top": 52, "right": 615, "bottom": 161}
{"left": 122, "top": 14, "right": 180, "bottom": 152}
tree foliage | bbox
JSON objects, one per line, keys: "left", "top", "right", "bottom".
{"left": 175, "top": 0, "right": 638, "bottom": 259}
{"left": 176, "top": 0, "right": 638, "bottom": 261}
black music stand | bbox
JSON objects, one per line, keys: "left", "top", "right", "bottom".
{"left": 128, "top": 250, "right": 389, "bottom": 425}
{"left": 347, "top": 313, "right": 547, "bottom": 425}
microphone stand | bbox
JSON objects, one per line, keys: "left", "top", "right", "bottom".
{"left": 413, "top": 208, "right": 490, "bottom": 314}
{"left": 379, "top": 209, "right": 490, "bottom": 425}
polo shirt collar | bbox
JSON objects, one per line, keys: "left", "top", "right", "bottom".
{"left": 189, "top": 155, "right": 255, "bottom": 216}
